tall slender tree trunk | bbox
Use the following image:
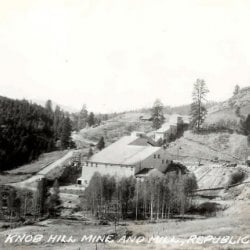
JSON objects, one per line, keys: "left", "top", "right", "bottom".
{"left": 135, "top": 181, "right": 138, "bottom": 220}
{"left": 157, "top": 192, "right": 159, "bottom": 220}
{"left": 168, "top": 203, "right": 171, "bottom": 219}
{"left": 150, "top": 197, "right": 153, "bottom": 221}
{"left": 161, "top": 194, "right": 165, "bottom": 219}
{"left": 24, "top": 197, "right": 27, "bottom": 219}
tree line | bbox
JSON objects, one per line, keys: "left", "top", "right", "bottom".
{"left": 151, "top": 80, "right": 250, "bottom": 137}
{"left": 82, "top": 172, "right": 197, "bottom": 220}
{"left": 150, "top": 79, "right": 210, "bottom": 133}
{"left": 0, "top": 178, "right": 61, "bottom": 221}
{"left": 0, "top": 97, "right": 74, "bottom": 171}
{"left": 71, "top": 104, "right": 111, "bottom": 132}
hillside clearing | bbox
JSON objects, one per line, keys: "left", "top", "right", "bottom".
{"left": 166, "top": 131, "right": 250, "bottom": 163}
{"left": 0, "top": 151, "right": 68, "bottom": 185}
{"left": 9, "top": 151, "right": 76, "bottom": 190}
{"left": 77, "top": 112, "right": 154, "bottom": 146}
{"left": 205, "top": 87, "right": 250, "bottom": 128}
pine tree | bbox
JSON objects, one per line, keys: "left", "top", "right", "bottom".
{"left": 60, "top": 117, "right": 72, "bottom": 149}
{"left": 78, "top": 104, "right": 88, "bottom": 130}
{"left": 190, "top": 79, "right": 209, "bottom": 132}
{"left": 53, "top": 105, "right": 64, "bottom": 139}
{"left": 97, "top": 136, "right": 105, "bottom": 150}
{"left": 0, "top": 97, "right": 55, "bottom": 170}
{"left": 87, "top": 112, "right": 95, "bottom": 127}
{"left": 45, "top": 99, "right": 53, "bottom": 113}
{"left": 233, "top": 84, "right": 240, "bottom": 96}
{"left": 151, "top": 99, "right": 165, "bottom": 130}
{"left": 87, "top": 147, "right": 94, "bottom": 159}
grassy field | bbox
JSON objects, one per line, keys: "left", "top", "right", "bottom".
{"left": 78, "top": 112, "right": 154, "bottom": 146}
{"left": 0, "top": 151, "right": 68, "bottom": 185}
{"left": 6, "top": 151, "right": 68, "bottom": 175}
{"left": 1, "top": 182, "right": 250, "bottom": 250}
{"left": 205, "top": 86, "right": 250, "bottom": 126}
{"left": 165, "top": 131, "right": 250, "bottom": 163}
{"left": 1, "top": 197, "right": 250, "bottom": 250}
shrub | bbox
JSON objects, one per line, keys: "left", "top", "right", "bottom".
{"left": 228, "top": 170, "right": 247, "bottom": 186}
{"left": 1, "top": 224, "right": 10, "bottom": 229}
{"left": 23, "top": 219, "right": 35, "bottom": 226}
{"left": 188, "top": 202, "right": 221, "bottom": 217}
{"left": 198, "top": 202, "right": 220, "bottom": 216}
{"left": 202, "top": 119, "right": 237, "bottom": 133}
{"left": 72, "top": 205, "right": 82, "bottom": 213}
{"left": 136, "top": 233, "right": 146, "bottom": 238}
{"left": 99, "top": 220, "right": 110, "bottom": 225}
{"left": 125, "top": 230, "right": 133, "bottom": 239}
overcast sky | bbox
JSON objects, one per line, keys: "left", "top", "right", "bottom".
{"left": 0, "top": 0, "right": 250, "bottom": 113}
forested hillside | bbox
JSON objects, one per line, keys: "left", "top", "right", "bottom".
{"left": 0, "top": 96, "right": 73, "bottom": 171}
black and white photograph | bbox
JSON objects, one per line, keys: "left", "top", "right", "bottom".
{"left": 0, "top": 0, "right": 250, "bottom": 249}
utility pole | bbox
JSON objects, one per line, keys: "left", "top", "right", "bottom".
{"left": 135, "top": 179, "right": 139, "bottom": 221}
{"left": 177, "top": 146, "right": 181, "bottom": 160}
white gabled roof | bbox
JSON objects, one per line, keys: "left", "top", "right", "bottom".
{"left": 89, "top": 135, "right": 160, "bottom": 165}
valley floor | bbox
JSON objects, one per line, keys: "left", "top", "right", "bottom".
{"left": 1, "top": 198, "right": 250, "bottom": 250}
{"left": 1, "top": 126, "right": 250, "bottom": 250}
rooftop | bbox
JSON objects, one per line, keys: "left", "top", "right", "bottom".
{"left": 156, "top": 114, "right": 190, "bottom": 133}
{"left": 89, "top": 133, "right": 161, "bottom": 165}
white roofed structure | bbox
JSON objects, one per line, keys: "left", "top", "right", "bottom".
{"left": 77, "top": 132, "right": 169, "bottom": 187}
{"left": 89, "top": 134, "right": 159, "bottom": 165}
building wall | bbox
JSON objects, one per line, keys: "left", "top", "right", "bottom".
{"left": 154, "top": 116, "right": 190, "bottom": 142}
{"left": 154, "top": 125, "right": 177, "bottom": 141}
{"left": 155, "top": 132, "right": 164, "bottom": 141}
{"left": 135, "top": 148, "right": 170, "bottom": 174}
{"left": 77, "top": 148, "right": 170, "bottom": 187}
{"left": 77, "top": 162, "right": 135, "bottom": 187}
{"left": 176, "top": 123, "right": 189, "bottom": 138}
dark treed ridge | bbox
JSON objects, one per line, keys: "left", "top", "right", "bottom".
{"left": 0, "top": 96, "right": 74, "bottom": 171}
